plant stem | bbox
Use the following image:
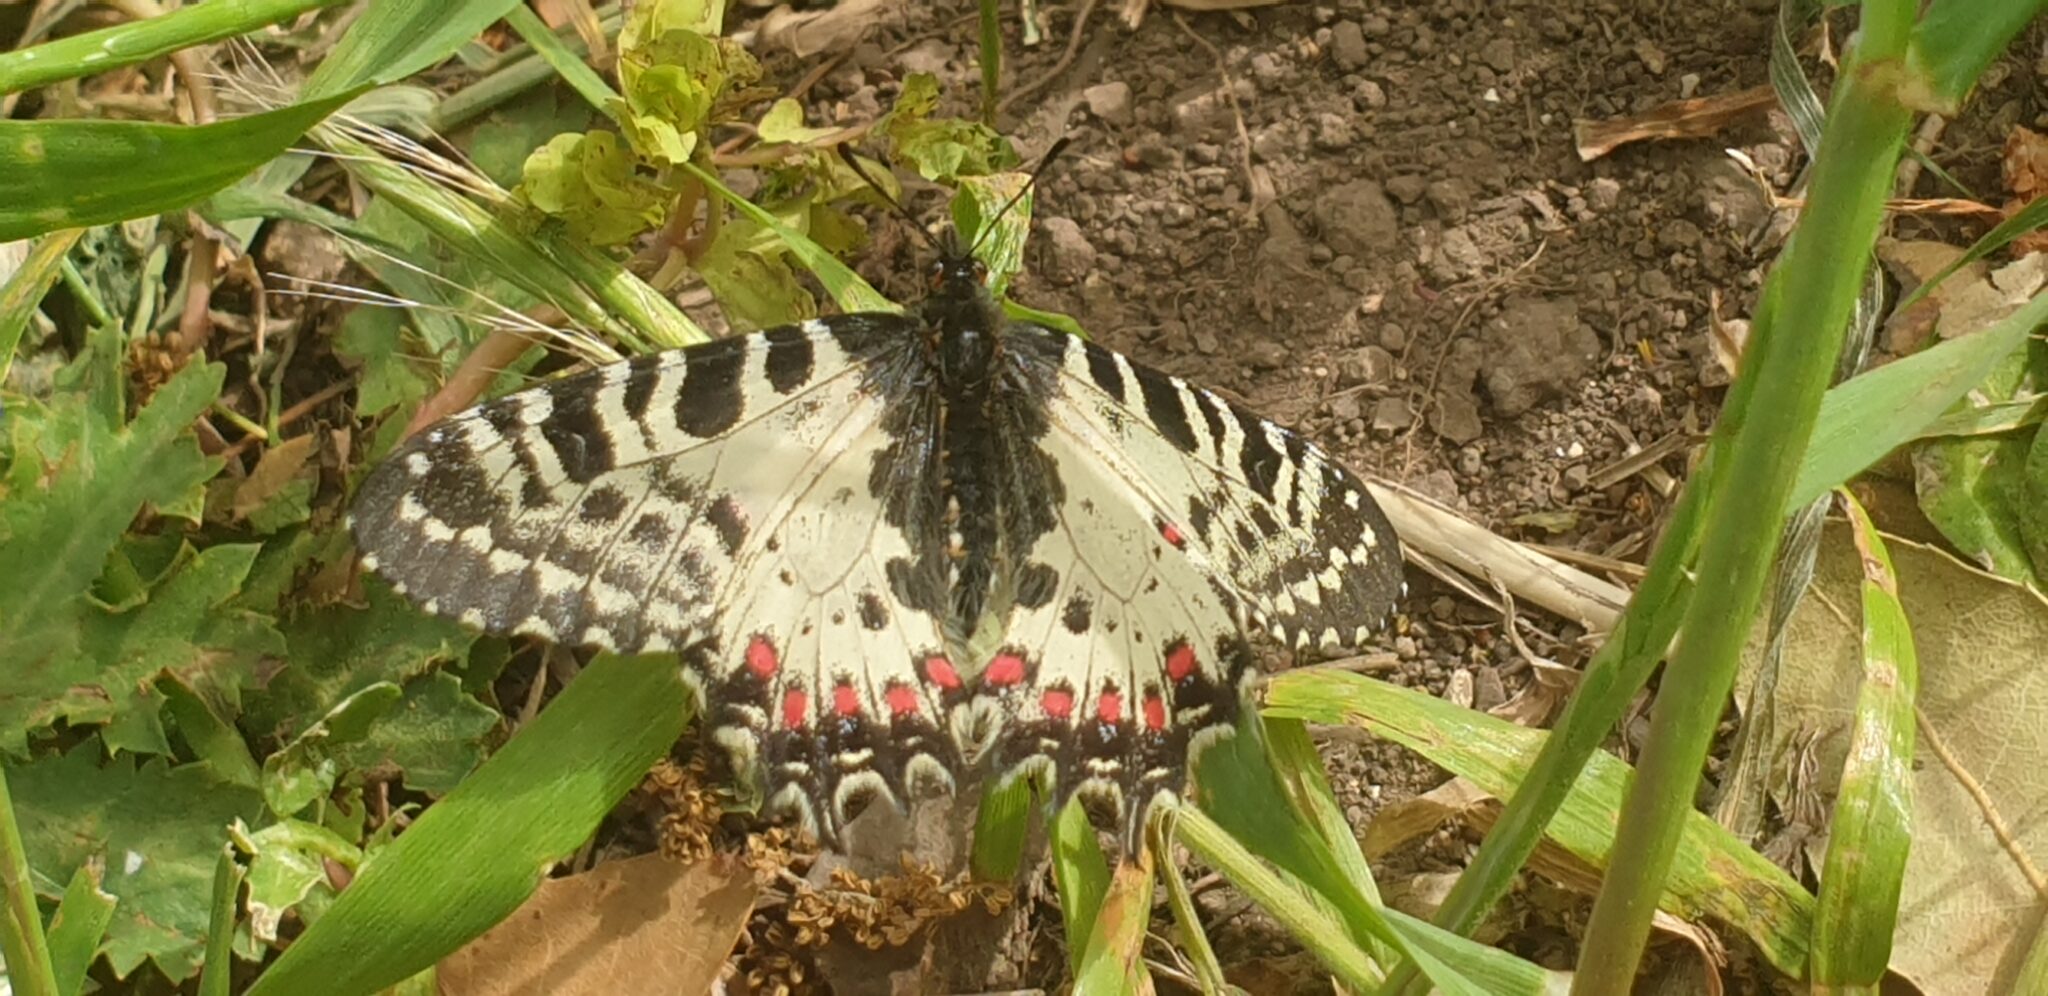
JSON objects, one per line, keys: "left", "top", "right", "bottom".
{"left": 0, "top": 767, "right": 61, "bottom": 996}
{"left": 978, "top": 0, "right": 1002, "bottom": 126}
{"left": 1569, "top": 3, "right": 1917, "bottom": 991}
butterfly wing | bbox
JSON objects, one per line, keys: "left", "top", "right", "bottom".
{"left": 973, "top": 327, "right": 1404, "bottom": 833}
{"left": 349, "top": 315, "right": 960, "bottom": 841}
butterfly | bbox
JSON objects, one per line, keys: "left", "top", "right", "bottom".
{"left": 349, "top": 226, "right": 1404, "bottom": 851}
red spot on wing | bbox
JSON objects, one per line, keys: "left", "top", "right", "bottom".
{"left": 781, "top": 687, "right": 809, "bottom": 729}
{"left": 884, "top": 682, "right": 920, "bottom": 716}
{"left": 985, "top": 652, "right": 1027, "bottom": 687}
{"left": 1144, "top": 693, "right": 1167, "bottom": 731}
{"left": 745, "top": 635, "right": 779, "bottom": 679}
{"left": 1097, "top": 690, "right": 1124, "bottom": 724}
{"left": 922, "top": 654, "right": 962, "bottom": 691}
{"left": 833, "top": 682, "right": 860, "bottom": 717}
{"left": 1041, "top": 687, "right": 1074, "bottom": 720}
{"left": 1159, "top": 519, "right": 1187, "bottom": 549}
{"left": 1165, "top": 641, "right": 1197, "bottom": 682}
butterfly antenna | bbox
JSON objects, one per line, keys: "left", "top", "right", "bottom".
{"left": 966, "top": 136, "right": 1073, "bottom": 258}
{"left": 835, "top": 144, "right": 941, "bottom": 253}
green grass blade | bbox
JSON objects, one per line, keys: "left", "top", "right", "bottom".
{"left": 45, "top": 862, "right": 116, "bottom": 996}
{"left": 245, "top": 651, "right": 689, "bottom": 996}
{"left": 1790, "top": 287, "right": 2048, "bottom": 510}
{"left": 1905, "top": 0, "right": 2048, "bottom": 113}
{"left": 969, "top": 775, "right": 1033, "bottom": 881}
{"left": 1575, "top": 3, "right": 1920, "bottom": 983}
{"left": 1897, "top": 194, "right": 2048, "bottom": 310}
{"left": 0, "top": 230, "right": 82, "bottom": 385}
{"left": 1195, "top": 722, "right": 1477, "bottom": 993}
{"left": 1050, "top": 795, "right": 1111, "bottom": 977}
{"left": 1071, "top": 858, "right": 1150, "bottom": 995}
{"left": 1171, "top": 805, "right": 1392, "bottom": 994}
{"left": 1262, "top": 669, "right": 1816, "bottom": 977}
{"left": 196, "top": 846, "right": 244, "bottom": 996}
{"left": 0, "top": 0, "right": 344, "bottom": 97}
{"left": 1148, "top": 813, "right": 1229, "bottom": 995}
{"left": 0, "top": 763, "right": 61, "bottom": 996}
{"left": 304, "top": 0, "right": 523, "bottom": 99}
{"left": 1381, "top": 908, "right": 1569, "bottom": 995}
{"left": 0, "top": 93, "right": 361, "bottom": 241}
{"left": 1809, "top": 492, "right": 1919, "bottom": 986}
{"left": 502, "top": 3, "right": 620, "bottom": 121}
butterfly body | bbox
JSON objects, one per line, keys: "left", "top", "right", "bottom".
{"left": 350, "top": 242, "right": 1403, "bottom": 849}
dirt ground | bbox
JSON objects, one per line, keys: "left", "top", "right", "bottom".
{"left": 729, "top": 0, "right": 2036, "bottom": 990}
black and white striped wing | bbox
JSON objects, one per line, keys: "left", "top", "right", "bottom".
{"left": 348, "top": 315, "right": 958, "bottom": 840}
{"left": 981, "top": 328, "right": 1403, "bottom": 827}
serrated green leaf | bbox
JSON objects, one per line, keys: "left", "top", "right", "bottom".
{"left": 13, "top": 746, "right": 265, "bottom": 981}
{"left": 0, "top": 532, "right": 279, "bottom": 754}
{"left": 952, "top": 172, "right": 1030, "bottom": 295}
{"left": 880, "top": 73, "right": 1018, "bottom": 182}
{"left": 243, "top": 581, "right": 475, "bottom": 747}
{"left": 336, "top": 307, "right": 435, "bottom": 420}
{"left": 519, "top": 130, "right": 669, "bottom": 245}
{"left": 1, "top": 361, "right": 223, "bottom": 688}
{"left": 48, "top": 860, "right": 118, "bottom": 996}
{"left": 234, "top": 819, "right": 362, "bottom": 944}
{"left": 262, "top": 682, "right": 405, "bottom": 818}
{"left": 1915, "top": 432, "right": 2041, "bottom": 585}
{"left": 337, "top": 671, "right": 501, "bottom": 795}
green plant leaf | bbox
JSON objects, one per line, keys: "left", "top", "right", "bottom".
{"left": 234, "top": 818, "right": 362, "bottom": 944}
{"left": 333, "top": 671, "right": 501, "bottom": 795}
{"left": 1791, "top": 287, "right": 2048, "bottom": 510}
{"left": 952, "top": 172, "right": 1030, "bottom": 295}
{"left": 1809, "top": 493, "right": 1919, "bottom": 986}
{"left": 303, "top": 0, "right": 521, "bottom": 99}
{"left": 519, "top": 130, "right": 670, "bottom": 246}
{"left": 757, "top": 98, "right": 838, "bottom": 145}
{"left": 879, "top": 73, "right": 1019, "bottom": 182}
{"left": 1915, "top": 432, "right": 2042, "bottom": 585}
{"left": 695, "top": 212, "right": 817, "bottom": 331}
{"left": 47, "top": 861, "right": 118, "bottom": 996}
{"left": 0, "top": 93, "right": 361, "bottom": 240}
{"left": 242, "top": 581, "right": 476, "bottom": 757}
{"left": 1050, "top": 796, "right": 1111, "bottom": 977}
{"left": 246, "top": 652, "right": 689, "bottom": 996}
{"left": 262, "top": 682, "right": 405, "bottom": 818}
{"left": 1, "top": 361, "right": 223, "bottom": 691}
{"left": 12, "top": 746, "right": 265, "bottom": 981}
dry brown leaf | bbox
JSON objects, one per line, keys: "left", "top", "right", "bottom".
{"left": 2002, "top": 125, "right": 2048, "bottom": 202}
{"left": 1487, "top": 658, "right": 1579, "bottom": 728}
{"left": 1736, "top": 523, "right": 2048, "bottom": 995}
{"left": 231, "top": 434, "right": 318, "bottom": 521}
{"left": 437, "top": 853, "right": 758, "bottom": 996}
{"left": 755, "top": 0, "right": 906, "bottom": 58}
{"left": 1573, "top": 85, "right": 1778, "bottom": 162}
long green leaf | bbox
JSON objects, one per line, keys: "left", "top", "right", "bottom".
{"left": 1810, "top": 492, "right": 1919, "bottom": 985}
{"left": 246, "top": 652, "right": 688, "bottom": 996}
{"left": 0, "top": 0, "right": 344, "bottom": 97}
{"left": 1789, "top": 287, "right": 2048, "bottom": 510}
{"left": 45, "top": 862, "right": 116, "bottom": 996}
{"left": 1261, "top": 669, "right": 1816, "bottom": 977}
{"left": 0, "top": 94, "right": 360, "bottom": 241}
{"left": 303, "top": 0, "right": 523, "bottom": 99}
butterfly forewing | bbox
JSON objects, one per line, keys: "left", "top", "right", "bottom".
{"left": 351, "top": 315, "right": 964, "bottom": 839}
